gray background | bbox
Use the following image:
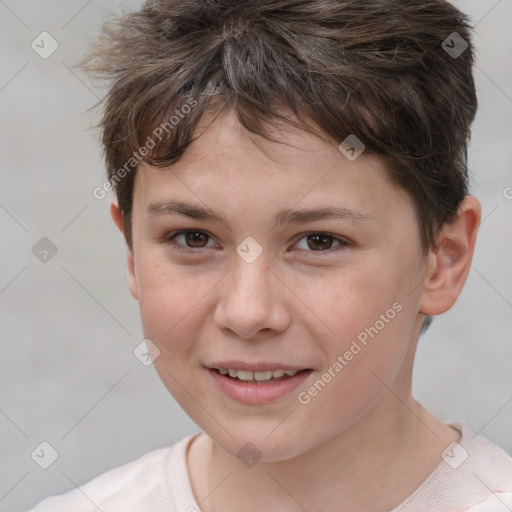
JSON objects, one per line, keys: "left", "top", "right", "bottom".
{"left": 0, "top": 1, "right": 511, "bottom": 510}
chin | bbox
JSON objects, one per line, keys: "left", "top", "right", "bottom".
{"left": 204, "top": 422, "right": 317, "bottom": 464}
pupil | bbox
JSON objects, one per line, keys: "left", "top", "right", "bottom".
{"left": 308, "top": 234, "right": 332, "bottom": 251}
{"left": 186, "top": 231, "right": 207, "bottom": 247}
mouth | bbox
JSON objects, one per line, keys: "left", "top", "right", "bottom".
{"left": 206, "top": 364, "right": 314, "bottom": 404}
{"left": 212, "top": 367, "right": 310, "bottom": 384}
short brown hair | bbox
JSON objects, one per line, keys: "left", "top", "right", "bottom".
{"left": 83, "top": 0, "right": 477, "bottom": 251}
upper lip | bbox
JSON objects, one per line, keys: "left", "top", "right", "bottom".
{"left": 206, "top": 361, "right": 311, "bottom": 372}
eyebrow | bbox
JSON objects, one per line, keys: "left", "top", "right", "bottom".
{"left": 147, "top": 199, "right": 376, "bottom": 228}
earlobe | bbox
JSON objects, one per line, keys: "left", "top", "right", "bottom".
{"left": 419, "top": 196, "right": 481, "bottom": 316}
{"left": 110, "top": 200, "right": 140, "bottom": 301}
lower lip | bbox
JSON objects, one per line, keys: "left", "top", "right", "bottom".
{"left": 207, "top": 368, "right": 313, "bottom": 405}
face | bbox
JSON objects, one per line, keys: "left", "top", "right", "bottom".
{"left": 125, "top": 110, "right": 429, "bottom": 461}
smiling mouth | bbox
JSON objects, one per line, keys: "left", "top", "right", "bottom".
{"left": 212, "top": 367, "right": 312, "bottom": 384}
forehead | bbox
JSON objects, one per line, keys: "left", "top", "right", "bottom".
{"left": 164, "top": 109, "right": 344, "bottom": 178}
{"left": 132, "top": 110, "right": 416, "bottom": 229}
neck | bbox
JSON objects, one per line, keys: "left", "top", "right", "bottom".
{"left": 188, "top": 393, "right": 460, "bottom": 512}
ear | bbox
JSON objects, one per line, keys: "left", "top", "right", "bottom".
{"left": 419, "top": 195, "right": 481, "bottom": 316}
{"left": 110, "top": 199, "right": 139, "bottom": 301}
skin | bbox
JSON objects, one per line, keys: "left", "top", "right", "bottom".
{"left": 111, "top": 110, "right": 481, "bottom": 512}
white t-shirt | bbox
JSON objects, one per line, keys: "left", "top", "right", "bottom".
{"left": 27, "top": 423, "right": 512, "bottom": 512}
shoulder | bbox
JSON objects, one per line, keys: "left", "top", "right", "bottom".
{"left": 25, "top": 435, "right": 195, "bottom": 512}
{"left": 456, "top": 424, "right": 512, "bottom": 511}
{"left": 394, "top": 423, "right": 512, "bottom": 512}
{"left": 463, "top": 492, "right": 512, "bottom": 511}
{"left": 456, "top": 422, "right": 512, "bottom": 489}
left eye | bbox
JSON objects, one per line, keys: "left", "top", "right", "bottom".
{"left": 294, "top": 232, "right": 348, "bottom": 252}
{"left": 165, "top": 230, "right": 349, "bottom": 254}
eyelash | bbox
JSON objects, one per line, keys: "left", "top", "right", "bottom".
{"left": 163, "top": 230, "right": 351, "bottom": 256}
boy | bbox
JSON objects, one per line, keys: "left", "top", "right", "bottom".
{"left": 28, "top": 0, "right": 512, "bottom": 511}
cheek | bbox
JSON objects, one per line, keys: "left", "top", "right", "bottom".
{"left": 291, "top": 260, "right": 414, "bottom": 400}
{"left": 135, "top": 258, "right": 210, "bottom": 403}
{"left": 135, "top": 254, "right": 208, "bottom": 351}
{"left": 292, "top": 257, "right": 405, "bottom": 338}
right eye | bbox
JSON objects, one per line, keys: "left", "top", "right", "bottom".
{"left": 164, "top": 230, "right": 219, "bottom": 254}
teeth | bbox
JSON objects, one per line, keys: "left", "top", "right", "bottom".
{"left": 237, "top": 370, "right": 254, "bottom": 381}
{"left": 216, "top": 368, "right": 300, "bottom": 381}
{"left": 254, "top": 371, "right": 273, "bottom": 381}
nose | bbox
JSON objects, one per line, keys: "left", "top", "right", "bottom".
{"left": 213, "top": 256, "right": 291, "bottom": 340}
